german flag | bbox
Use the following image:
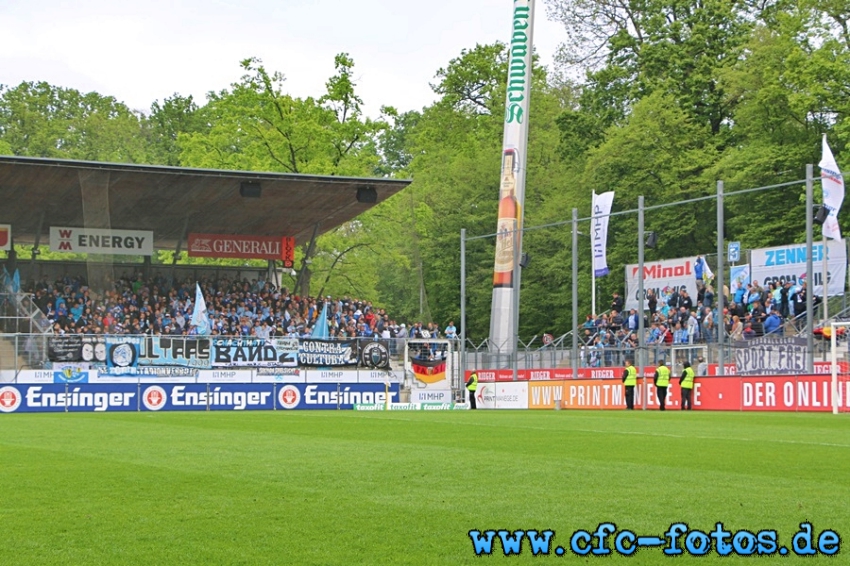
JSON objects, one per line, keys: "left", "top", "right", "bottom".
{"left": 412, "top": 358, "right": 447, "bottom": 384}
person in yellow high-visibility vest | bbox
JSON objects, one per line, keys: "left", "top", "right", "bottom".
{"left": 654, "top": 359, "right": 671, "bottom": 411}
{"left": 622, "top": 359, "right": 637, "bottom": 410}
{"left": 466, "top": 370, "right": 479, "bottom": 410}
{"left": 680, "top": 361, "right": 695, "bottom": 410}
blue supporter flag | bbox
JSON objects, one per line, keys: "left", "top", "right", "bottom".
{"left": 12, "top": 268, "right": 20, "bottom": 292}
{"left": 312, "top": 301, "right": 330, "bottom": 340}
{"left": 190, "top": 283, "right": 210, "bottom": 335}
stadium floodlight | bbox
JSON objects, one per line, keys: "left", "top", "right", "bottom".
{"left": 519, "top": 253, "right": 530, "bottom": 268}
{"left": 814, "top": 206, "right": 829, "bottom": 225}
{"left": 356, "top": 186, "right": 377, "bottom": 203}
{"left": 645, "top": 231, "right": 658, "bottom": 248}
{"left": 239, "top": 181, "right": 262, "bottom": 198}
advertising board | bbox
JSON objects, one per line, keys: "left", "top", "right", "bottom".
{"left": 275, "top": 383, "right": 399, "bottom": 410}
{"left": 0, "top": 384, "right": 139, "bottom": 413}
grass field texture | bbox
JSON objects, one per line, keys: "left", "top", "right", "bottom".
{"left": 1, "top": 410, "right": 848, "bottom": 565}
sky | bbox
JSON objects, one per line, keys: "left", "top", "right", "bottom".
{"left": 0, "top": 0, "right": 566, "bottom": 117}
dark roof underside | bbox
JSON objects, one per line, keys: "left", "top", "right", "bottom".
{"left": 0, "top": 156, "right": 410, "bottom": 249}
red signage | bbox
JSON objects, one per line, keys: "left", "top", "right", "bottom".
{"left": 469, "top": 371, "right": 850, "bottom": 412}
{"left": 470, "top": 367, "right": 640, "bottom": 382}
{"left": 692, "top": 375, "right": 849, "bottom": 412}
{"left": 0, "top": 224, "right": 10, "bottom": 251}
{"left": 188, "top": 233, "right": 295, "bottom": 266}
{"left": 468, "top": 362, "right": 840, "bottom": 383}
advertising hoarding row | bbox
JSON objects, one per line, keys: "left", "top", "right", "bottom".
{"left": 469, "top": 360, "right": 836, "bottom": 383}
{"left": 3, "top": 374, "right": 845, "bottom": 413}
{"left": 0, "top": 383, "right": 399, "bottom": 413}
{"left": 472, "top": 375, "right": 849, "bottom": 412}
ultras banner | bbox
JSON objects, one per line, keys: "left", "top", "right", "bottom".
{"left": 103, "top": 336, "right": 208, "bottom": 376}
{"left": 212, "top": 337, "right": 298, "bottom": 367}
{"left": 298, "top": 339, "right": 359, "bottom": 366}
{"left": 733, "top": 336, "right": 808, "bottom": 376}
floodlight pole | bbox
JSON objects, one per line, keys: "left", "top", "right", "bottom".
{"left": 638, "top": 195, "right": 646, "bottom": 410}
{"left": 717, "top": 181, "right": 725, "bottom": 376}
{"left": 572, "top": 208, "right": 579, "bottom": 380}
{"left": 806, "top": 164, "right": 815, "bottom": 374}
{"left": 831, "top": 321, "right": 839, "bottom": 415}
{"left": 460, "top": 228, "right": 467, "bottom": 389}
{"left": 512, "top": 225, "right": 521, "bottom": 382}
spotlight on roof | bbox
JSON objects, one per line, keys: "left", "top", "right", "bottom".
{"left": 240, "top": 182, "right": 262, "bottom": 198}
{"left": 356, "top": 186, "right": 377, "bottom": 204}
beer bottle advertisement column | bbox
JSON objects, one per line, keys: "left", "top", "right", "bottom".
{"left": 489, "top": 0, "right": 535, "bottom": 352}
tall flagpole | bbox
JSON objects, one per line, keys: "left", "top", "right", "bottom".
{"left": 823, "top": 236, "right": 829, "bottom": 324}
{"left": 489, "top": 0, "right": 535, "bottom": 354}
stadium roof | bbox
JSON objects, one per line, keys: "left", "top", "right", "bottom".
{"left": 0, "top": 156, "right": 411, "bottom": 249}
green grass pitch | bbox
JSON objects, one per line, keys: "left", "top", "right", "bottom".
{"left": 1, "top": 410, "right": 847, "bottom": 565}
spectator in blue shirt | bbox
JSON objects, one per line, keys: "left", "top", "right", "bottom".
{"left": 763, "top": 309, "right": 782, "bottom": 335}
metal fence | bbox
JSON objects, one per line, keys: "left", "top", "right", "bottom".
{"left": 460, "top": 330, "right": 846, "bottom": 376}
{"left": 0, "top": 333, "right": 468, "bottom": 393}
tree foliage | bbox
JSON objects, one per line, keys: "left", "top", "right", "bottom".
{"left": 1, "top": 3, "right": 848, "bottom": 341}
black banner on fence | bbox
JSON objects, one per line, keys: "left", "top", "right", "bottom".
{"left": 47, "top": 335, "right": 82, "bottom": 362}
{"left": 734, "top": 336, "right": 808, "bottom": 376}
{"left": 212, "top": 338, "right": 298, "bottom": 367}
{"left": 298, "top": 339, "right": 359, "bottom": 366}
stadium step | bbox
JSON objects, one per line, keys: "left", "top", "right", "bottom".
{"left": 0, "top": 336, "right": 31, "bottom": 374}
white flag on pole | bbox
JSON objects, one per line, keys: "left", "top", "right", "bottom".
{"left": 191, "top": 283, "right": 210, "bottom": 335}
{"left": 820, "top": 134, "right": 844, "bottom": 240}
{"left": 592, "top": 191, "right": 615, "bottom": 277}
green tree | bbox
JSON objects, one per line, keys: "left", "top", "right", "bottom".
{"left": 395, "top": 43, "right": 577, "bottom": 340}
{"left": 179, "top": 56, "right": 384, "bottom": 176}
{"left": 0, "top": 81, "right": 146, "bottom": 161}
{"left": 145, "top": 94, "right": 207, "bottom": 166}
{"left": 177, "top": 56, "right": 393, "bottom": 299}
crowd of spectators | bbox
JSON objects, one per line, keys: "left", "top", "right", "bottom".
{"left": 16, "top": 266, "right": 824, "bottom": 365}
{"left": 580, "top": 276, "right": 818, "bottom": 367}
{"left": 26, "top": 273, "right": 454, "bottom": 342}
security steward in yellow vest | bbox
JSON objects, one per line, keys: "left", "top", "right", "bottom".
{"left": 680, "top": 361, "right": 695, "bottom": 410}
{"left": 622, "top": 359, "right": 637, "bottom": 410}
{"left": 654, "top": 359, "right": 671, "bottom": 411}
{"left": 466, "top": 371, "right": 479, "bottom": 410}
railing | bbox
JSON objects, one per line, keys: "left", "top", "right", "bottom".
{"left": 0, "top": 334, "right": 469, "bottom": 392}
{"left": 0, "top": 293, "right": 52, "bottom": 334}
{"left": 1, "top": 328, "right": 845, "bottom": 386}
{"left": 459, "top": 328, "right": 844, "bottom": 377}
